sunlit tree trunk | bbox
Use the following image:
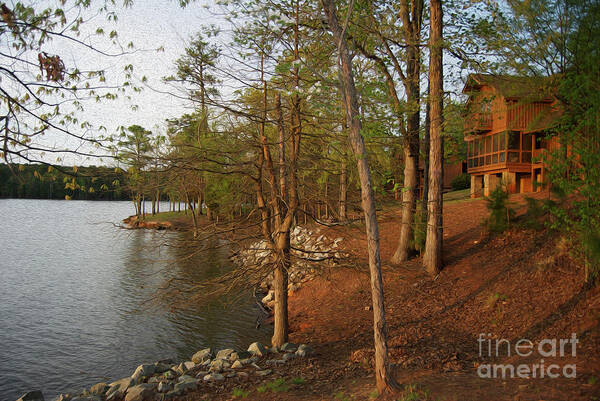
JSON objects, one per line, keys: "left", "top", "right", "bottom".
{"left": 423, "top": 0, "right": 443, "bottom": 275}
{"left": 322, "top": 0, "right": 395, "bottom": 393}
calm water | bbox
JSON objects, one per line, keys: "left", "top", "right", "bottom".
{"left": 0, "top": 199, "right": 270, "bottom": 400}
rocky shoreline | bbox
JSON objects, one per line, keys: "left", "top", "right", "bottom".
{"left": 17, "top": 224, "right": 338, "bottom": 401}
{"left": 232, "top": 225, "right": 346, "bottom": 304}
{"left": 17, "top": 341, "right": 313, "bottom": 401}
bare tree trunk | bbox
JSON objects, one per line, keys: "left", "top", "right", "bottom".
{"left": 423, "top": 0, "right": 443, "bottom": 275}
{"left": 322, "top": 0, "right": 395, "bottom": 393}
{"left": 272, "top": 232, "right": 290, "bottom": 346}
{"left": 339, "top": 160, "right": 347, "bottom": 220}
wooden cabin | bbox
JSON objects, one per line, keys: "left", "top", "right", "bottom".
{"left": 463, "top": 74, "right": 561, "bottom": 198}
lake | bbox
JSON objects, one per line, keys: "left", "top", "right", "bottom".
{"left": 0, "top": 199, "right": 270, "bottom": 400}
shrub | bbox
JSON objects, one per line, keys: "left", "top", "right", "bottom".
{"left": 485, "top": 186, "right": 515, "bottom": 233}
{"left": 450, "top": 173, "right": 470, "bottom": 191}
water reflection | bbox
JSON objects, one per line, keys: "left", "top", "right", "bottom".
{"left": 0, "top": 200, "right": 271, "bottom": 400}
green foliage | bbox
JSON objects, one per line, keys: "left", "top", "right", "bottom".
{"left": 0, "top": 164, "right": 128, "bottom": 200}
{"left": 290, "top": 377, "right": 306, "bottom": 385}
{"left": 519, "top": 196, "right": 546, "bottom": 230}
{"left": 542, "top": 0, "right": 600, "bottom": 282}
{"left": 484, "top": 186, "right": 515, "bottom": 234}
{"left": 232, "top": 388, "right": 249, "bottom": 398}
{"left": 450, "top": 173, "right": 470, "bottom": 191}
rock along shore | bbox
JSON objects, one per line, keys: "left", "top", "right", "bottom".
{"left": 17, "top": 341, "right": 314, "bottom": 401}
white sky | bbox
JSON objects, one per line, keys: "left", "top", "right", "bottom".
{"left": 33, "top": 0, "right": 224, "bottom": 165}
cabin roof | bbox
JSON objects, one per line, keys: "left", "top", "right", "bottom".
{"left": 463, "top": 74, "right": 555, "bottom": 101}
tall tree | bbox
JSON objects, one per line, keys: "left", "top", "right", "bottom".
{"left": 321, "top": 0, "right": 395, "bottom": 394}
{"left": 423, "top": 0, "right": 443, "bottom": 275}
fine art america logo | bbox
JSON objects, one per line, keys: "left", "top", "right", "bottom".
{"left": 477, "top": 333, "right": 578, "bottom": 379}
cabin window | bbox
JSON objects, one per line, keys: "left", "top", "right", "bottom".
{"left": 508, "top": 131, "right": 520, "bottom": 150}
{"left": 486, "top": 155, "right": 491, "bottom": 164}
{"left": 492, "top": 153, "right": 498, "bottom": 164}
{"left": 499, "top": 152, "right": 505, "bottom": 162}
{"left": 523, "top": 133, "right": 533, "bottom": 151}
{"left": 493, "top": 134, "right": 499, "bottom": 152}
{"left": 522, "top": 152, "right": 532, "bottom": 163}
{"left": 508, "top": 151, "right": 520, "bottom": 163}
{"left": 485, "top": 136, "right": 492, "bottom": 153}
{"left": 499, "top": 131, "right": 506, "bottom": 150}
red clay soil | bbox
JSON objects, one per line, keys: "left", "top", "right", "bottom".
{"left": 180, "top": 192, "right": 600, "bottom": 401}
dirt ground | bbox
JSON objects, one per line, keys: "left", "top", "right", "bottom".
{"left": 178, "top": 192, "right": 600, "bottom": 401}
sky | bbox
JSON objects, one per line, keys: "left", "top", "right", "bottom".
{"left": 32, "top": 0, "right": 225, "bottom": 165}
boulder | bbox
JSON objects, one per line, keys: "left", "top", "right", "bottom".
{"left": 153, "top": 362, "right": 172, "bottom": 374}
{"left": 157, "top": 381, "right": 171, "bottom": 394}
{"left": 89, "top": 382, "right": 108, "bottom": 396}
{"left": 230, "top": 351, "right": 252, "bottom": 361}
{"left": 191, "top": 348, "right": 213, "bottom": 364}
{"left": 247, "top": 342, "right": 267, "bottom": 357}
{"left": 16, "top": 391, "right": 44, "bottom": 401}
{"left": 282, "top": 352, "right": 295, "bottom": 361}
{"left": 261, "top": 290, "right": 274, "bottom": 304}
{"left": 174, "top": 380, "right": 198, "bottom": 393}
{"left": 231, "top": 360, "right": 243, "bottom": 369}
{"left": 215, "top": 348, "right": 235, "bottom": 360}
{"left": 124, "top": 384, "right": 155, "bottom": 401}
{"left": 281, "top": 342, "right": 298, "bottom": 353}
{"left": 202, "top": 373, "right": 224, "bottom": 382}
{"left": 209, "top": 358, "right": 230, "bottom": 372}
{"left": 296, "top": 344, "right": 314, "bottom": 357}
{"left": 131, "top": 364, "right": 155, "bottom": 383}
{"left": 55, "top": 394, "right": 71, "bottom": 401}
{"left": 106, "top": 377, "right": 133, "bottom": 400}
{"left": 255, "top": 369, "right": 272, "bottom": 377}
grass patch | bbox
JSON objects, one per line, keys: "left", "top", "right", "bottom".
{"left": 291, "top": 377, "right": 306, "bottom": 385}
{"left": 232, "top": 388, "right": 249, "bottom": 398}
{"left": 334, "top": 392, "right": 351, "bottom": 401}
{"left": 257, "top": 378, "right": 290, "bottom": 393}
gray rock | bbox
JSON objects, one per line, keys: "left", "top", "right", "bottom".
{"left": 163, "top": 389, "right": 182, "bottom": 398}
{"left": 177, "top": 375, "right": 196, "bottom": 383}
{"left": 194, "top": 370, "right": 209, "bottom": 378}
{"left": 162, "top": 370, "right": 177, "bottom": 380}
{"left": 215, "top": 348, "right": 235, "bottom": 360}
{"left": 255, "top": 369, "right": 272, "bottom": 376}
{"left": 131, "top": 364, "right": 155, "bottom": 383}
{"left": 281, "top": 342, "right": 298, "bottom": 353}
{"left": 203, "top": 373, "right": 224, "bottom": 381}
{"left": 153, "top": 362, "right": 172, "bottom": 374}
{"left": 282, "top": 352, "right": 296, "bottom": 361}
{"left": 157, "top": 381, "right": 171, "bottom": 393}
{"left": 231, "top": 360, "right": 243, "bottom": 369}
{"left": 200, "top": 358, "right": 211, "bottom": 367}
{"left": 106, "top": 377, "right": 133, "bottom": 400}
{"left": 237, "top": 371, "right": 249, "bottom": 378}
{"left": 225, "top": 372, "right": 236, "bottom": 378}
{"left": 191, "top": 348, "right": 213, "bottom": 364}
{"left": 89, "top": 382, "right": 108, "bottom": 396}
{"left": 70, "top": 397, "right": 100, "bottom": 401}
{"left": 247, "top": 342, "right": 267, "bottom": 357}
{"left": 173, "top": 362, "right": 190, "bottom": 375}
{"left": 209, "top": 358, "right": 230, "bottom": 372}
{"left": 296, "top": 344, "right": 314, "bottom": 357}
{"left": 265, "top": 359, "right": 285, "bottom": 366}
{"left": 183, "top": 361, "right": 196, "bottom": 370}
{"left": 124, "top": 384, "right": 155, "bottom": 401}
{"left": 230, "top": 350, "right": 252, "bottom": 361}
{"left": 16, "top": 392, "right": 44, "bottom": 401}
{"left": 55, "top": 394, "right": 71, "bottom": 401}
{"left": 174, "top": 379, "right": 199, "bottom": 393}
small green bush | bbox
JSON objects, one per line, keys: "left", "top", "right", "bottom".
{"left": 451, "top": 173, "right": 471, "bottom": 191}
{"left": 485, "top": 186, "right": 515, "bottom": 233}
